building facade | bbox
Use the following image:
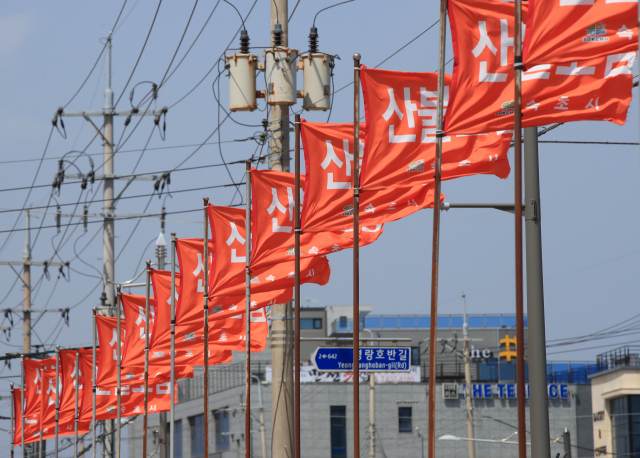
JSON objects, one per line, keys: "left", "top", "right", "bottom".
{"left": 128, "top": 306, "right": 594, "bottom": 458}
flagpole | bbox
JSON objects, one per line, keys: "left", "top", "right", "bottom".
{"left": 202, "top": 197, "right": 210, "bottom": 458}
{"left": 170, "top": 233, "right": 177, "bottom": 458}
{"left": 91, "top": 309, "right": 96, "bottom": 458}
{"left": 294, "top": 114, "right": 301, "bottom": 458}
{"left": 74, "top": 350, "right": 79, "bottom": 458}
{"left": 55, "top": 345, "right": 60, "bottom": 458}
{"left": 514, "top": 2, "right": 526, "bottom": 458}
{"left": 428, "top": 1, "right": 447, "bottom": 457}
{"left": 245, "top": 160, "right": 252, "bottom": 458}
{"left": 39, "top": 364, "right": 44, "bottom": 458}
{"left": 116, "top": 286, "right": 122, "bottom": 458}
{"left": 352, "top": 52, "right": 362, "bottom": 458}
{"left": 143, "top": 261, "right": 151, "bottom": 458}
{"left": 21, "top": 357, "right": 24, "bottom": 458}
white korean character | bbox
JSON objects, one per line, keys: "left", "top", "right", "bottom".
{"left": 225, "top": 222, "right": 246, "bottom": 263}
{"left": 554, "top": 97, "right": 569, "bottom": 110}
{"left": 399, "top": 350, "right": 408, "bottom": 361}
{"left": 472, "top": 19, "right": 522, "bottom": 83}
{"left": 321, "top": 139, "right": 362, "bottom": 189}
{"left": 376, "top": 349, "right": 385, "bottom": 359}
{"left": 109, "top": 328, "right": 124, "bottom": 361}
{"left": 193, "top": 252, "right": 213, "bottom": 291}
{"left": 387, "top": 349, "right": 397, "bottom": 360}
{"left": 266, "top": 187, "right": 294, "bottom": 232}
{"left": 364, "top": 349, "right": 374, "bottom": 361}
{"left": 135, "top": 305, "right": 155, "bottom": 339}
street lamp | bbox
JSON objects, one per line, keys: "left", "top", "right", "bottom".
{"left": 416, "top": 427, "right": 425, "bottom": 458}
{"left": 438, "top": 433, "right": 529, "bottom": 446}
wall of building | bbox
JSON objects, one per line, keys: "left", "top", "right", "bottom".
{"left": 129, "top": 381, "right": 588, "bottom": 458}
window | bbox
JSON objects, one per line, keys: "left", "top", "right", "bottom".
{"left": 166, "top": 420, "right": 183, "bottom": 458}
{"left": 301, "top": 318, "right": 323, "bottom": 330}
{"left": 189, "top": 414, "right": 205, "bottom": 458}
{"left": 411, "top": 346, "right": 420, "bottom": 366}
{"left": 330, "top": 406, "right": 347, "bottom": 458}
{"left": 611, "top": 395, "right": 640, "bottom": 458}
{"left": 214, "top": 409, "right": 230, "bottom": 452}
{"left": 399, "top": 407, "right": 412, "bottom": 433}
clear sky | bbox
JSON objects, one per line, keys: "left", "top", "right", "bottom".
{"left": 0, "top": 1, "right": 639, "bottom": 452}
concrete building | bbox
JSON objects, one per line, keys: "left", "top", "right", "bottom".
{"left": 590, "top": 346, "right": 640, "bottom": 458}
{"left": 128, "top": 306, "right": 594, "bottom": 458}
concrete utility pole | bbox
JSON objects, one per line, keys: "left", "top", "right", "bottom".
{"left": 524, "top": 127, "right": 551, "bottom": 458}
{"left": 0, "top": 212, "right": 67, "bottom": 355}
{"left": 461, "top": 292, "right": 475, "bottom": 458}
{"left": 269, "top": 1, "right": 295, "bottom": 457}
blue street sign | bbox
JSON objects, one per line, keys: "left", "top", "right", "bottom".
{"left": 311, "top": 347, "right": 411, "bottom": 372}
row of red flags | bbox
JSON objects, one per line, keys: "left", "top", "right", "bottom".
{"left": 13, "top": 0, "right": 637, "bottom": 446}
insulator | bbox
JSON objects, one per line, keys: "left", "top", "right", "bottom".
{"left": 308, "top": 27, "right": 319, "bottom": 53}
{"left": 273, "top": 23, "right": 283, "bottom": 47}
{"left": 239, "top": 29, "right": 250, "bottom": 54}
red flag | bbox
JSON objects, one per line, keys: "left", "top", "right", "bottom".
{"left": 208, "top": 205, "right": 331, "bottom": 297}
{"left": 444, "top": 0, "right": 634, "bottom": 135}
{"left": 39, "top": 369, "right": 57, "bottom": 440}
{"left": 22, "top": 357, "right": 55, "bottom": 442}
{"left": 251, "top": 168, "right": 383, "bottom": 269}
{"left": 12, "top": 388, "right": 23, "bottom": 446}
{"left": 208, "top": 288, "right": 292, "bottom": 322}
{"left": 360, "top": 67, "right": 512, "bottom": 189}
{"left": 79, "top": 347, "right": 175, "bottom": 420}
{"left": 209, "top": 306, "right": 269, "bottom": 353}
{"left": 523, "top": 0, "right": 637, "bottom": 69}
{"left": 301, "top": 120, "right": 447, "bottom": 232}
{"left": 59, "top": 350, "right": 90, "bottom": 435}
{"left": 175, "top": 238, "right": 214, "bottom": 326}
{"left": 120, "top": 293, "right": 194, "bottom": 380}
{"left": 149, "top": 269, "right": 179, "bottom": 351}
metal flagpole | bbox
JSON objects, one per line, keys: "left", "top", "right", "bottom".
{"left": 11, "top": 382, "right": 14, "bottom": 458}
{"left": 55, "top": 345, "right": 60, "bottom": 458}
{"left": 513, "top": 2, "right": 526, "bottom": 458}
{"left": 143, "top": 262, "right": 151, "bottom": 458}
{"left": 245, "top": 161, "right": 252, "bottom": 458}
{"left": 428, "top": 1, "right": 447, "bottom": 457}
{"left": 39, "top": 364, "right": 44, "bottom": 458}
{"left": 170, "top": 233, "right": 177, "bottom": 458}
{"left": 203, "top": 198, "right": 210, "bottom": 457}
{"left": 116, "top": 287, "right": 122, "bottom": 458}
{"left": 294, "top": 114, "right": 301, "bottom": 458}
{"left": 21, "top": 357, "right": 24, "bottom": 458}
{"left": 91, "top": 310, "right": 97, "bottom": 458}
{"left": 352, "top": 52, "right": 362, "bottom": 458}
{"left": 74, "top": 350, "right": 80, "bottom": 458}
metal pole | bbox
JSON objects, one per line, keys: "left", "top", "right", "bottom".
{"left": 157, "top": 234, "right": 168, "bottom": 458}
{"left": 352, "top": 52, "right": 362, "bottom": 458}
{"left": 513, "top": 3, "right": 526, "bottom": 458}
{"left": 462, "top": 293, "right": 475, "bottom": 458}
{"left": 55, "top": 346, "right": 60, "bottom": 458}
{"left": 294, "top": 114, "right": 302, "bottom": 458}
{"left": 524, "top": 126, "right": 551, "bottom": 458}
{"left": 369, "top": 373, "right": 375, "bottom": 458}
{"left": 11, "top": 382, "right": 14, "bottom": 458}
{"left": 429, "top": 2, "right": 447, "bottom": 457}
{"left": 39, "top": 364, "right": 44, "bottom": 458}
{"left": 21, "top": 358, "right": 24, "bottom": 458}
{"left": 269, "top": 1, "right": 294, "bottom": 454}
{"left": 115, "top": 287, "right": 122, "bottom": 458}
{"left": 74, "top": 350, "right": 80, "bottom": 458}
{"left": 143, "top": 262, "right": 151, "bottom": 458}
{"left": 169, "top": 233, "right": 177, "bottom": 458}
{"left": 92, "top": 310, "right": 97, "bottom": 458}
{"left": 23, "top": 212, "right": 31, "bottom": 355}
{"left": 245, "top": 161, "right": 252, "bottom": 458}
{"left": 203, "top": 198, "right": 210, "bottom": 458}
{"left": 103, "top": 37, "right": 116, "bottom": 313}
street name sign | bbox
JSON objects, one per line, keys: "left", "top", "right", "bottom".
{"left": 311, "top": 347, "right": 411, "bottom": 372}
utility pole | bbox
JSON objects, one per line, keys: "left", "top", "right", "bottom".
{"left": 461, "top": 292, "right": 475, "bottom": 458}
{"left": 269, "top": 1, "right": 295, "bottom": 457}
{"left": 524, "top": 127, "right": 551, "bottom": 458}
{"left": 156, "top": 231, "right": 168, "bottom": 458}
{"left": 0, "top": 212, "right": 67, "bottom": 355}
{"left": 58, "top": 37, "right": 165, "bottom": 315}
